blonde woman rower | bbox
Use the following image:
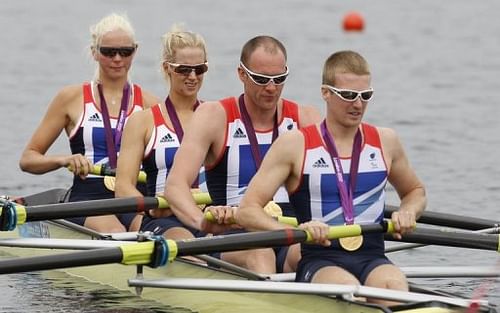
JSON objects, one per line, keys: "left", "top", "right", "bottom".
{"left": 19, "top": 13, "right": 158, "bottom": 232}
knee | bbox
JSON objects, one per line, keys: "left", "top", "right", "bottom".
{"left": 245, "top": 249, "right": 276, "bottom": 273}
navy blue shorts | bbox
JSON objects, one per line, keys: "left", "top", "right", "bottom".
{"left": 66, "top": 178, "right": 136, "bottom": 229}
{"left": 296, "top": 234, "right": 391, "bottom": 284}
{"left": 141, "top": 215, "right": 205, "bottom": 238}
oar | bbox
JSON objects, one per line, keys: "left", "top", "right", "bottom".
{"left": 384, "top": 226, "right": 500, "bottom": 252}
{"left": 208, "top": 205, "right": 499, "bottom": 231}
{"left": 0, "top": 221, "right": 393, "bottom": 274}
{"left": 8, "top": 188, "right": 69, "bottom": 206}
{"left": 68, "top": 164, "right": 147, "bottom": 184}
{"left": 0, "top": 193, "right": 212, "bottom": 231}
{"left": 385, "top": 204, "right": 498, "bottom": 230}
{"left": 386, "top": 226, "right": 500, "bottom": 253}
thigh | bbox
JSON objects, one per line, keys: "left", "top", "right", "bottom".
{"left": 221, "top": 248, "right": 276, "bottom": 274}
{"left": 364, "top": 263, "right": 408, "bottom": 291}
{"left": 312, "top": 265, "right": 360, "bottom": 285}
{"left": 84, "top": 215, "right": 126, "bottom": 233}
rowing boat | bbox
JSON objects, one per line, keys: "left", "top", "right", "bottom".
{"left": 0, "top": 188, "right": 497, "bottom": 313}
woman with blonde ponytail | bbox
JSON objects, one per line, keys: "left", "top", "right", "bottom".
{"left": 19, "top": 13, "right": 158, "bottom": 232}
{"left": 115, "top": 24, "right": 208, "bottom": 237}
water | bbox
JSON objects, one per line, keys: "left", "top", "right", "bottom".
{"left": 1, "top": 0, "right": 499, "bottom": 311}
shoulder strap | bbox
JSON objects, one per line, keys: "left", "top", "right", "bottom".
{"left": 83, "top": 82, "right": 93, "bottom": 104}
{"left": 133, "top": 84, "right": 143, "bottom": 108}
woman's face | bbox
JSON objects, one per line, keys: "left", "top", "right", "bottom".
{"left": 94, "top": 28, "right": 136, "bottom": 81}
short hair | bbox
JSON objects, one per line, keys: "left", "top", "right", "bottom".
{"left": 90, "top": 13, "right": 136, "bottom": 49}
{"left": 160, "top": 24, "right": 207, "bottom": 81}
{"left": 240, "top": 35, "right": 287, "bottom": 65}
{"left": 322, "top": 50, "right": 370, "bottom": 86}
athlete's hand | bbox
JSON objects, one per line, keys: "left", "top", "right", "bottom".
{"left": 205, "top": 205, "right": 237, "bottom": 225}
{"left": 201, "top": 205, "right": 241, "bottom": 234}
{"left": 391, "top": 209, "right": 416, "bottom": 240}
{"left": 299, "top": 220, "right": 331, "bottom": 247}
{"left": 64, "top": 154, "right": 93, "bottom": 179}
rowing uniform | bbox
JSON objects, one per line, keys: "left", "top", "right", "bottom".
{"left": 140, "top": 103, "right": 204, "bottom": 237}
{"left": 205, "top": 96, "right": 301, "bottom": 272}
{"left": 67, "top": 81, "right": 144, "bottom": 227}
{"left": 205, "top": 96, "right": 300, "bottom": 216}
{"left": 292, "top": 123, "right": 392, "bottom": 284}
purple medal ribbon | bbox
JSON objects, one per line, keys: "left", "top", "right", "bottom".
{"left": 97, "top": 82, "right": 130, "bottom": 169}
{"left": 164, "top": 96, "right": 200, "bottom": 187}
{"left": 320, "top": 120, "right": 362, "bottom": 225}
{"left": 238, "top": 94, "right": 278, "bottom": 169}
{"left": 164, "top": 96, "right": 200, "bottom": 143}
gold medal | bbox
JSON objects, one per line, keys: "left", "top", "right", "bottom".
{"left": 339, "top": 235, "right": 363, "bottom": 251}
{"left": 263, "top": 201, "right": 283, "bottom": 217}
{"left": 103, "top": 175, "right": 116, "bottom": 191}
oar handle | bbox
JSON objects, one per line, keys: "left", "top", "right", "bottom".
{"left": 67, "top": 164, "right": 148, "bottom": 184}
{"left": 204, "top": 211, "right": 395, "bottom": 237}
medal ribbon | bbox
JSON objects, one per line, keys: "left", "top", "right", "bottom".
{"left": 97, "top": 82, "right": 130, "bottom": 169}
{"left": 320, "top": 120, "right": 362, "bottom": 225}
{"left": 238, "top": 94, "right": 278, "bottom": 169}
{"left": 164, "top": 96, "right": 200, "bottom": 143}
{"left": 164, "top": 96, "right": 201, "bottom": 187}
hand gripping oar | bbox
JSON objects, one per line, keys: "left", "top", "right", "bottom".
{"left": 0, "top": 193, "right": 212, "bottom": 231}
{"left": 0, "top": 221, "right": 394, "bottom": 275}
{"left": 208, "top": 204, "right": 500, "bottom": 231}
{"left": 68, "top": 164, "right": 148, "bottom": 184}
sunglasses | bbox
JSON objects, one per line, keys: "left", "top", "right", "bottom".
{"left": 98, "top": 46, "right": 136, "bottom": 58}
{"left": 323, "top": 85, "right": 374, "bottom": 102}
{"left": 239, "top": 62, "right": 289, "bottom": 86}
{"left": 167, "top": 62, "right": 209, "bottom": 76}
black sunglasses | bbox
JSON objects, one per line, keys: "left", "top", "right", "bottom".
{"left": 167, "top": 62, "right": 209, "bottom": 76}
{"left": 323, "top": 85, "right": 374, "bottom": 102}
{"left": 98, "top": 46, "right": 136, "bottom": 58}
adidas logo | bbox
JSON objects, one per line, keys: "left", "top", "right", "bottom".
{"left": 233, "top": 127, "right": 246, "bottom": 138}
{"left": 312, "top": 157, "right": 329, "bottom": 168}
{"left": 160, "top": 134, "right": 175, "bottom": 143}
{"left": 88, "top": 113, "right": 102, "bottom": 122}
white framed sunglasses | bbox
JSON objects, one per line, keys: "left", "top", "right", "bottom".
{"left": 239, "top": 62, "right": 289, "bottom": 86}
{"left": 323, "top": 84, "right": 374, "bottom": 102}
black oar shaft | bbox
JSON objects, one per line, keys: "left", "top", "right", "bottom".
{"left": 385, "top": 228, "right": 500, "bottom": 252}
{"left": 0, "top": 248, "right": 123, "bottom": 275}
{"left": 176, "top": 229, "right": 308, "bottom": 256}
{"left": 25, "top": 197, "right": 159, "bottom": 222}
{"left": 385, "top": 205, "right": 498, "bottom": 230}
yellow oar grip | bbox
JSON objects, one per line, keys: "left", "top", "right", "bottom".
{"left": 277, "top": 216, "right": 298, "bottom": 226}
{"left": 157, "top": 193, "right": 212, "bottom": 210}
{"left": 157, "top": 196, "right": 169, "bottom": 209}
{"left": 137, "top": 171, "right": 147, "bottom": 184}
{"left": 14, "top": 205, "right": 27, "bottom": 225}
{"left": 120, "top": 241, "right": 155, "bottom": 265}
{"left": 166, "top": 240, "right": 179, "bottom": 262}
{"left": 192, "top": 192, "right": 212, "bottom": 205}
{"left": 328, "top": 224, "right": 363, "bottom": 239}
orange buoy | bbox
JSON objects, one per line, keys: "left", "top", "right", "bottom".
{"left": 343, "top": 12, "right": 364, "bottom": 32}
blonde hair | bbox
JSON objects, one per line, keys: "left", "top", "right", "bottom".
{"left": 89, "top": 13, "right": 137, "bottom": 81}
{"left": 160, "top": 24, "right": 207, "bottom": 81}
{"left": 322, "top": 50, "right": 370, "bottom": 86}
{"left": 90, "top": 13, "right": 136, "bottom": 49}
